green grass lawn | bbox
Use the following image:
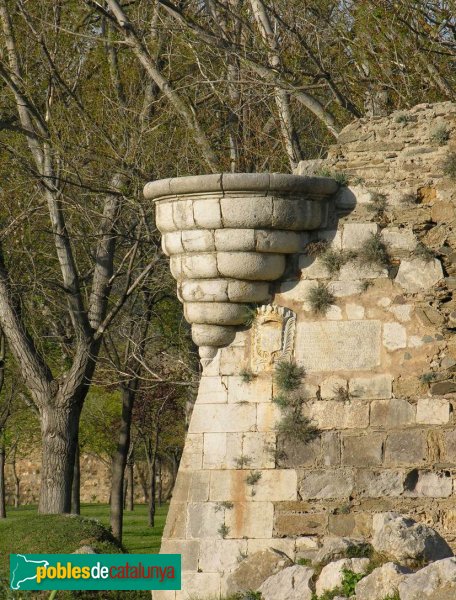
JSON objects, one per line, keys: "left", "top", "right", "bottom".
{"left": 3, "top": 503, "right": 168, "bottom": 555}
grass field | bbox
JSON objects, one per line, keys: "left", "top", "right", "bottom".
{"left": 3, "top": 503, "right": 169, "bottom": 554}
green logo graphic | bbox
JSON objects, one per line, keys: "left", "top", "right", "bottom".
{"left": 10, "top": 554, "right": 181, "bottom": 591}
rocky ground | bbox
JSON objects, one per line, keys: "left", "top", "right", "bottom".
{"left": 225, "top": 512, "right": 456, "bottom": 600}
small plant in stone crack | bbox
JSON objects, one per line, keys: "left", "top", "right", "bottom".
{"left": 332, "top": 386, "right": 351, "bottom": 402}
{"left": 320, "top": 248, "right": 355, "bottom": 277}
{"left": 357, "top": 233, "right": 389, "bottom": 267}
{"left": 334, "top": 502, "right": 351, "bottom": 515}
{"left": 307, "top": 282, "right": 336, "bottom": 315}
{"left": 420, "top": 371, "right": 438, "bottom": 383}
{"left": 346, "top": 542, "right": 373, "bottom": 559}
{"left": 359, "top": 279, "right": 373, "bottom": 293}
{"left": 245, "top": 470, "right": 262, "bottom": 486}
{"left": 443, "top": 152, "right": 456, "bottom": 179}
{"left": 366, "top": 191, "right": 388, "bottom": 217}
{"left": 217, "top": 523, "right": 230, "bottom": 539}
{"left": 234, "top": 455, "right": 252, "bottom": 469}
{"left": 431, "top": 124, "right": 450, "bottom": 145}
{"left": 243, "top": 304, "right": 259, "bottom": 326}
{"left": 315, "top": 167, "right": 350, "bottom": 187}
{"left": 400, "top": 191, "right": 418, "bottom": 205}
{"left": 274, "top": 360, "right": 305, "bottom": 391}
{"left": 240, "top": 368, "right": 255, "bottom": 384}
{"left": 237, "top": 550, "right": 249, "bottom": 563}
{"left": 395, "top": 113, "right": 413, "bottom": 124}
{"left": 214, "top": 501, "right": 234, "bottom": 513}
{"left": 305, "top": 239, "right": 329, "bottom": 257}
{"left": 413, "top": 241, "right": 435, "bottom": 263}
{"left": 265, "top": 441, "right": 288, "bottom": 464}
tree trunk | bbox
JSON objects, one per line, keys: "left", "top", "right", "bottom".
{"left": 126, "top": 462, "right": 134, "bottom": 511}
{"left": 38, "top": 403, "right": 80, "bottom": 514}
{"left": 110, "top": 387, "right": 135, "bottom": 542}
{"left": 158, "top": 458, "right": 162, "bottom": 507}
{"left": 71, "top": 442, "right": 80, "bottom": 514}
{"left": 11, "top": 451, "right": 19, "bottom": 507}
{"left": 148, "top": 457, "right": 156, "bottom": 528}
{"left": 0, "top": 445, "right": 6, "bottom": 518}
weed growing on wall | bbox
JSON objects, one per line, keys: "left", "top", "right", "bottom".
{"left": 431, "top": 124, "right": 450, "bottom": 145}
{"left": 315, "top": 167, "right": 349, "bottom": 186}
{"left": 273, "top": 361, "right": 319, "bottom": 444}
{"left": 320, "top": 249, "right": 353, "bottom": 276}
{"left": 305, "top": 239, "right": 329, "bottom": 257}
{"left": 240, "top": 369, "right": 255, "bottom": 383}
{"left": 443, "top": 152, "right": 456, "bottom": 179}
{"left": 358, "top": 233, "right": 389, "bottom": 267}
{"left": 217, "top": 524, "right": 230, "bottom": 539}
{"left": 234, "top": 455, "right": 252, "bottom": 469}
{"left": 413, "top": 242, "right": 435, "bottom": 263}
{"left": 307, "top": 282, "right": 336, "bottom": 314}
{"left": 366, "top": 191, "right": 388, "bottom": 217}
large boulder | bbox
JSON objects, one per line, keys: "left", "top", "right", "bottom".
{"left": 225, "top": 548, "right": 293, "bottom": 594}
{"left": 398, "top": 557, "right": 456, "bottom": 600}
{"left": 355, "top": 562, "right": 411, "bottom": 600}
{"left": 315, "top": 558, "right": 369, "bottom": 596}
{"left": 372, "top": 512, "right": 453, "bottom": 563}
{"left": 258, "top": 565, "right": 314, "bottom": 600}
{"left": 312, "top": 537, "right": 370, "bottom": 566}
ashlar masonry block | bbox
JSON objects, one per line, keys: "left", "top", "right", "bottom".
{"left": 225, "top": 501, "right": 274, "bottom": 538}
{"left": 189, "top": 403, "right": 257, "bottom": 434}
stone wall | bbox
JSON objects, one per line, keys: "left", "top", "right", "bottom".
{"left": 154, "top": 102, "right": 456, "bottom": 600}
{"left": 5, "top": 453, "right": 159, "bottom": 505}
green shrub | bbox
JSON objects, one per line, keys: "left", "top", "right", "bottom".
{"left": 413, "top": 242, "right": 435, "bottom": 263}
{"left": 346, "top": 542, "right": 374, "bottom": 559}
{"left": 341, "top": 568, "right": 366, "bottom": 595}
{"left": 245, "top": 471, "right": 262, "bottom": 486}
{"left": 275, "top": 412, "right": 319, "bottom": 443}
{"left": 320, "top": 249, "right": 353, "bottom": 277}
{"left": 443, "top": 152, "right": 456, "bottom": 179}
{"left": 431, "top": 124, "right": 450, "bottom": 145}
{"left": 315, "top": 168, "right": 349, "bottom": 186}
{"left": 358, "top": 233, "right": 389, "bottom": 267}
{"left": 307, "top": 282, "right": 335, "bottom": 315}
{"left": 240, "top": 369, "right": 255, "bottom": 383}
{"left": 274, "top": 361, "right": 305, "bottom": 392}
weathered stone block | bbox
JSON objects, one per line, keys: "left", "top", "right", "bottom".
{"left": 277, "top": 279, "right": 317, "bottom": 303}
{"left": 179, "top": 573, "right": 220, "bottom": 600}
{"left": 155, "top": 201, "right": 175, "bottom": 232}
{"left": 227, "top": 280, "right": 271, "bottom": 303}
{"left": 396, "top": 258, "right": 444, "bottom": 292}
{"left": 342, "top": 434, "right": 384, "bottom": 466}
{"left": 179, "top": 433, "right": 203, "bottom": 470}
{"left": 338, "top": 262, "right": 387, "bottom": 280}
{"left": 413, "top": 470, "right": 453, "bottom": 497}
{"left": 198, "top": 538, "right": 248, "bottom": 573}
{"left": 320, "top": 376, "right": 347, "bottom": 400}
{"left": 227, "top": 375, "right": 272, "bottom": 403}
{"left": 160, "top": 539, "right": 200, "bottom": 572}
{"left": 306, "top": 400, "right": 369, "bottom": 430}
{"left": 203, "top": 432, "right": 227, "bottom": 469}
{"left": 384, "top": 431, "right": 427, "bottom": 466}
{"left": 259, "top": 565, "right": 314, "bottom": 600}
{"left": 162, "top": 231, "right": 183, "bottom": 255}
{"left": 181, "top": 253, "right": 218, "bottom": 279}
{"left": 277, "top": 435, "right": 321, "bottom": 468}
{"left": 162, "top": 501, "right": 187, "bottom": 539}
{"left": 328, "top": 512, "right": 372, "bottom": 538}
{"left": 187, "top": 502, "right": 225, "bottom": 538}
{"left": 355, "top": 469, "right": 404, "bottom": 497}
{"left": 274, "top": 512, "right": 328, "bottom": 537}
{"left": 185, "top": 301, "right": 249, "bottom": 325}
{"left": 299, "top": 255, "right": 330, "bottom": 279}
{"left": 383, "top": 322, "right": 407, "bottom": 350}
{"left": 256, "top": 403, "right": 282, "bottom": 432}
{"left": 443, "top": 430, "right": 456, "bottom": 462}
{"left": 298, "top": 469, "right": 354, "bottom": 500}
{"left": 296, "top": 320, "right": 381, "bottom": 372}
{"left": 342, "top": 222, "right": 379, "bottom": 249}
{"left": 389, "top": 304, "right": 413, "bottom": 322}
{"left": 350, "top": 374, "right": 393, "bottom": 399}
{"left": 189, "top": 471, "right": 210, "bottom": 502}
{"left": 256, "top": 230, "right": 302, "bottom": 253}
{"left": 329, "top": 280, "right": 362, "bottom": 297}
{"left": 214, "top": 228, "right": 255, "bottom": 251}
{"left": 345, "top": 303, "right": 365, "bottom": 319}
{"left": 370, "top": 399, "right": 415, "bottom": 427}
{"left": 181, "top": 279, "right": 228, "bottom": 302}
{"left": 193, "top": 197, "right": 222, "bottom": 229}
{"left": 221, "top": 196, "right": 273, "bottom": 228}
{"left": 220, "top": 346, "right": 246, "bottom": 375}
{"left": 217, "top": 252, "right": 286, "bottom": 281}
{"left": 209, "top": 469, "right": 297, "bottom": 502}
{"left": 321, "top": 432, "right": 341, "bottom": 466}
{"left": 197, "top": 376, "right": 228, "bottom": 404}
{"left": 355, "top": 562, "right": 412, "bottom": 600}
{"left": 382, "top": 227, "right": 417, "bottom": 251}
{"left": 181, "top": 229, "right": 214, "bottom": 252}
{"left": 241, "top": 432, "right": 276, "bottom": 469}
{"left": 189, "top": 403, "right": 256, "bottom": 433}
{"left": 225, "top": 501, "right": 274, "bottom": 538}
{"left": 172, "top": 199, "right": 195, "bottom": 230}
{"left": 416, "top": 398, "right": 450, "bottom": 424}
{"left": 225, "top": 548, "right": 292, "bottom": 595}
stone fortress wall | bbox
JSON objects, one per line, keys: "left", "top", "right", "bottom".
{"left": 152, "top": 102, "right": 456, "bottom": 599}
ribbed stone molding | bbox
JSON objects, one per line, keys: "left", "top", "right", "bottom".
{"left": 144, "top": 173, "right": 338, "bottom": 359}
